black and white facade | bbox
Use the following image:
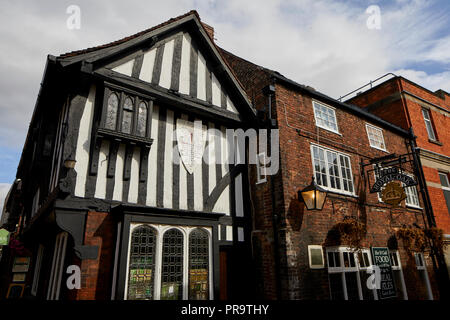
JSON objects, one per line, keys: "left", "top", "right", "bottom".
{"left": 3, "top": 12, "right": 257, "bottom": 300}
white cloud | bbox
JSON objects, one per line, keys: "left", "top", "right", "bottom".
{"left": 0, "top": 0, "right": 448, "bottom": 153}
{"left": 394, "top": 69, "right": 450, "bottom": 92}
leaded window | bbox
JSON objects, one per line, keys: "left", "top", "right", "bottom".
{"left": 127, "top": 226, "right": 156, "bottom": 300}
{"left": 126, "top": 225, "right": 212, "bottom": 300}
{"left": 121, "top": 97, "right": 134, "bottom": 134}
{"left": 105, "top": 93, "right": 119, "bottom": 130}
{"left": 161, "top": 229, "right": 184, "bottom": 300}
{"left": 137, "top": 102, "right": 148, "bottom": 137}
{"left": 100, "top": 86, "right": 153, "bottom": 143}
{"left": 189, "top": 229, "right": 209, "bottom": 300}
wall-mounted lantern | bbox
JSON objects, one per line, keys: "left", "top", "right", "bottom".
{"left": 298, "top": 176, "right": 327, "bottom": 210}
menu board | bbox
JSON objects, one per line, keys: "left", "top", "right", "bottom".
{"left": 371, "top": 247, "right": 397, "bottom": 299}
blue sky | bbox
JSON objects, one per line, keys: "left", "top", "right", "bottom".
{"left": 0, "top": 0, "right": 449, "bottom": 210}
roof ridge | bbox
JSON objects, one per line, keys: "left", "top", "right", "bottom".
{"left": 58, "top": 10, "right": 200, "bottom": 58}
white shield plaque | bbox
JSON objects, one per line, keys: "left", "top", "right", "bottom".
{"left": 176, "top": 119, "right": 207, "bottom": 174}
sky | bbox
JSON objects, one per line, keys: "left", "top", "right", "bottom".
{"left": 0, "top": 0, "right": 449, "bottom": 215}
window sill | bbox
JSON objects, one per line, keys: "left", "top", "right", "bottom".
{"left": 406, "top": 204, "right": 423, "bottom": 210}
{"left": 97, "top": 127, "right": 153, "bottom": 147}
{"left": 370, "top": 146, "right": 389, "bottom": 153}
{"left": 322, "top": 188, "right": 358, "bottom": 199}
{"left": 428, "top": 139, "right": 442, "bottom": 146}
{"left": 316, "top": 125, "right": 342, "bottom": 136}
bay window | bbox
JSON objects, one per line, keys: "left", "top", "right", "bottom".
{"left": 99, "top": 85, "right": 153, "bottom": 145}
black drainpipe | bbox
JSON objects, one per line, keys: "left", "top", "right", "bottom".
{"left": 262, "top": 84, "right": 282, "bottom": 300}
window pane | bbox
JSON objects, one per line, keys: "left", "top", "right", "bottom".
{"left": 345, "top": 272, "right": 360, "bottom": 300}
{"left": 105, "top": 93, "right": 118, "bottom": 130}
{"left": 329, "top": 273, "right": 345, "bottom": 300}
{"left": 314, "top": 102, "right": 338, "bottom": 132}
{"left": 392, "top": 270, "right": 406, "bottom": 299}
{"left": 327, "top": 252, "right": 335, "bottom": 268}
{"left": 366, "top": 125, "right": 386, "bottom": 150}
{"left": 443, "top": 190, "right": 450, "bottom": 215}
{"left": 311, "top": 248, "right": 324, "bottom": 266}
{"left": 334, "top": 252, "right": 341, "bottom": 267}
{"left": 439, "top": 173, "right": 450, "bottom": 188}
{"left": 343, "top": 252, "right": 349, "bottom": 268}
{"left": 137, "top": 101, "right": 147, "bottom": 137}
{"left": 349, "top": 252, "right": 356, "bottom": 268}
{"left": 121, "top": 97, "right": 134, "bottom": 134}
{"left": 127, "top": 226, "right": 156, "bottom": 300}
{"left": 363, "top": 253, "right": 370, "bottom": 267}
{"left": 422, "top": 109, "right": 436, "bottom": 140}
{"left": 359, "top": 271, "right": 376, "bottom": 300}
{"left": 161, "top": 229, "right": 184, "bottom": 300}
{"left": 189, "top": 229, "right": 209, "bottom": 300}
{"left": 358, "top": 252, "right": 365, "bottom": 268}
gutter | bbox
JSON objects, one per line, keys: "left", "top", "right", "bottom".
{"left": 270, "top": 73, "right": 411, "bottom": 137}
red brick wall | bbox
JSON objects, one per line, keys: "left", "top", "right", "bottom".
{"left": 222, "top": 53, "right": 440, "bottom": 300}
{"left": 347, "top": 78, "right": 410, "bottom": 129}
{"left": 348, "top": 78, "right": 450, "bottom": 235}
{"left": 274, "top": 83, "right": 439, "bottom": 299}
{"left": 72, "top": 211, "right": 116, "bottom": 300}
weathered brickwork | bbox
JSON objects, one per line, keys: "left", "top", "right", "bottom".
{"left": 223, "top": 53, "right": 440, "bottom": 300}
{"left": 348, "top": 77, "right": 450, "bottom": 235}
{"left": 70, "top": 211, "right": 116, "bottom": 300}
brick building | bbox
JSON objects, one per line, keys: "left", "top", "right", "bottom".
{"left": 0, "top": 11, "right": 446, "bottom": 301}
{"left": 221, "top": 50, "right": 442, "bottom": 300}
{"left": 346, "top": 76, "right": 450, "bottom": 276}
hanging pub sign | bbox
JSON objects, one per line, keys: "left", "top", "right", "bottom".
{"left": 371, "top": 247, "right": 397, "bottom": 299}
{"left": 381, "top": 182, "right": 407, "bottom": 207}
{"left": 370, "top": 167, "right": 417, "bottom": 207}
{"left": 370, "top": 167, "right": 417, "bottom": 193}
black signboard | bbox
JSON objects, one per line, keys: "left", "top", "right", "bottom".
{"left": 371, "top": 247, "right": 397, "bottom": 299}
{"left": 370, "top": 167, "right": 417, "bottom": 193}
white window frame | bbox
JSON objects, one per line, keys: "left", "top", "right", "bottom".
{"left": 47, "top": 232, "right": 68, "bottom": 300}
{"left": 308, "top": 245, "right": 325, "bottom": 269}
{"left": 414, "top": 252, "right": 433, "bottom": 300}
{"left": 310, "top": 143, "right": 356, "bottom": 196}
{"left": 312, "top": 100, "right": 340, "bottom": 134}
{"left": 439, "top": 172, "right": 450, "bottom": 190}
{"left": 124, "top": 223, "right": 213, "bottom": 301}
{"left": 389, "top": 250, "right": 408, "bottom": 300}
{"left": 357, "top": 248, "right": 379, "bottom": 300}
{"left": 365, "top": 123, "right": 387, "bottom": 152}
{"left": 422, "top": 108, "right": 437, "bottom": 141}
{"left": 326, "top": 247, "right": 363, "bottom": 300}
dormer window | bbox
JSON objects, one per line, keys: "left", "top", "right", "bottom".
{"left": 99, "top": 84, "right": 153, "bottom": 146}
